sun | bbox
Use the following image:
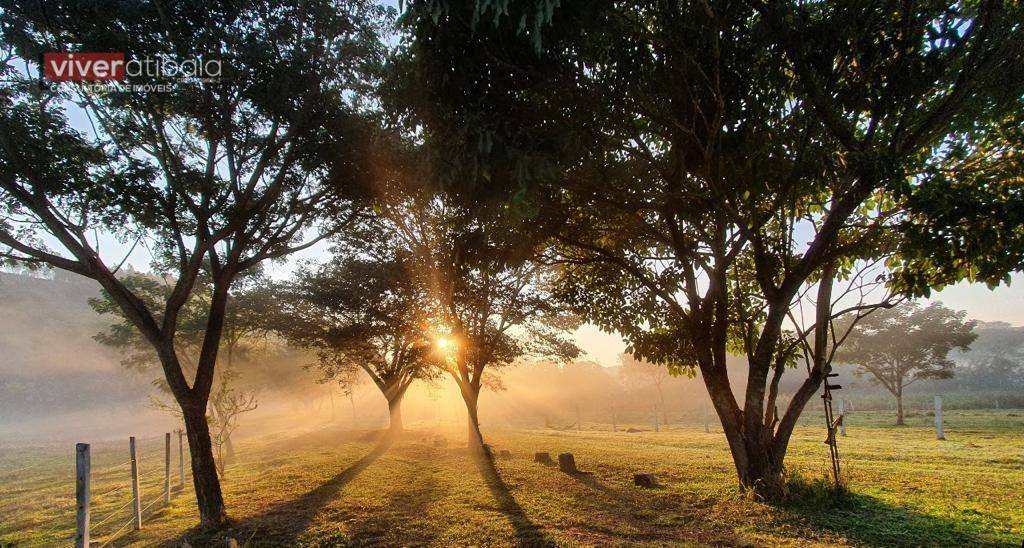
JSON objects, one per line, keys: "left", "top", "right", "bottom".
{"left": 435, "top": 337, "right": 451, "bottom": 349}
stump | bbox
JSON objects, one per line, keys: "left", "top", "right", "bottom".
{"left": 558, "top": 452, "right": 578, "bottom": 474}
{"left": 633, "top": 473, "right": 658, "bottom": 488}
{"left": 499, "top": 449, "right": 512, "bottom": 458}
{"left": 534, "top": 452, "right": 554, "bottom": 465}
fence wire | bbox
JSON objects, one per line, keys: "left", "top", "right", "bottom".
{"left": 10, "top": 433, "right": 194, "bottom": 547}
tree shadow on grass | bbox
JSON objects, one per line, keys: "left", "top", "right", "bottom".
{"left": 473, "top": 455, "right": 552, "bottom": 547}
{"left": 784, "top": 489, "right": 1001, "bottom": 546}
{"left": 562, "top": 471, "right": 726, "bottom": 544}
{"left": 170, "top": 435, "right": 394, "bottom": 547}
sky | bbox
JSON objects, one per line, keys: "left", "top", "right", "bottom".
{"left": 574, "top": 275, "right": 1024, "bottom": 367}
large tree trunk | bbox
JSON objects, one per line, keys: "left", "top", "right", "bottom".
{"left": 706, "top": 385, "right": 787, "bottom": 500}
{"left": 739, "top": 436, "right": 786, "bottom": 498}
{"left": 386, "top": 393, "right": 405, "bottom": 434}
{"left": 182, "top": 403, "right": 226, "bottom": 528}
{"left": 459, "top": 385, "right": 484, "bottom": 452}
{"left": 380, "top": 381, "right": 409, "bottom": 436}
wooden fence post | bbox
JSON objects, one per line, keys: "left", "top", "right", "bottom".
{"left": 75, "top": 443, "right": 90, "bottom": 548}
{"left": 130, "top": 436, "right": 142, "bottom": 530}
{"left": 177, "top": 429, "right": 185, "bottom": 488}
{"left": 164, "top": 432, "right": 171, "bottom": 505}
{"left": 934, "top": 395, "right": 945, "bottom": 440}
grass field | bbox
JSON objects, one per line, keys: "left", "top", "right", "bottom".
{"left": 1, "top": 409, "right": 1021, "bottom": 547}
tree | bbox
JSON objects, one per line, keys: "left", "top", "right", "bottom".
{"left": 836, "top": 302, "right": 977, "bottom": 425}
{"left": 0, "top": 0, "right": 387, "bottom": 526}
{"left": 92, "top": 271, "right": 271, "bottom": 474}
{"left": 619, "top": 353, "right": 670, "bottom": 426}
{"left": 413, "top": 205, "right": 579, "bottom": 451}
{"left": 273, "top": 248, "right": 440, "bottom": 435}
{"left": 336, "top": 366, "right": 365, "bottom": 426}
{"left": 207, "top": 367, "right": 258, "bottom": 476}
{"left": 370, "top": 173, "right": 580, "bottom": 451}
{"left": 958, "top": 323, "right": 1024, "bottom": 392}
{"left": 397, "top": 0, "right": 1024, "bottom": 496}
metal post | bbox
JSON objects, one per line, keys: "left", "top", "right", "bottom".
{"left": 164, "top": 433, "right": 171, "bottom": 504}
{"left": 75, "top": 443, "right": 90, "bottom": 548}
{"left": 130, "top": 436, "right": 142, "bottom": 530}
{"left": 935, "top": 395, "right": 945, "bottom": 440}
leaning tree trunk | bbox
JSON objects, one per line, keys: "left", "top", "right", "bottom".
{"left": 182, "top": 402, "right": 226, "bottom": 528}
{"left": 459, "top": 385, "right": 484, "bottom": 452}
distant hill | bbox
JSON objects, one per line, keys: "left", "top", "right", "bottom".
{"left": 0, "top": 272, "right": 121, "bottom": 376}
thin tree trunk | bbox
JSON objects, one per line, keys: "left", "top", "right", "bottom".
{"left": 657, "top": 384, "right": 668, "bottom": 425}
{"left": 329, "top": 388, "right": 336, "bottom": 422}
{"left": 896, "top": 390, "right": 905, "bottom": 426}
{"left": 225, "top": 435, "right": 235, "bottom": 463}
{"left": 182, "top": 403, "right": 226, "bottom": 528}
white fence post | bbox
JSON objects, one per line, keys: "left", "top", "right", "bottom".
{"left": 164, "top": 432, "right": 171, "bottom": 505}
{"left": 75, "top": 443, "right": 90, "bottom": 548}
{"left": 130, "top": 436, "right": 142, "bottom": 530}
{"left": 177, "top": 429, "right": 185, "bottom": 489}
{"left": 935, "top": 395, "right": 945, "bottom": 440}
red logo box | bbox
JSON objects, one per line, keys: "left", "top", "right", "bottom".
{"left": 43, "top": 52, "right": 125, "bottom": 81}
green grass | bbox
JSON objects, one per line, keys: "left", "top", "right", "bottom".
{"left": 1, "top": 410, "right": 1022, "bottom": 546}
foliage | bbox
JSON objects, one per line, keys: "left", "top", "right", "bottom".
{"left": 396, "top": 0, "right": 1024, "bottom": 490}
{"left": 272, "top": 245, "right": 441, "bottom": 404}
{"left": 836, "top": 302, "right": 978, "bottom": 397}
{"left": 91, "top": 271, "right": 271, "bottom": 472}
{"left": 0, "top": 0, "right": 391, "bottom": 524}
{"left": 954, "top": 322, "right": 1024, "bottom": 391}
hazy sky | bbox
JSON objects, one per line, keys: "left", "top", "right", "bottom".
{"left": 93, "top": 233, "right": 1022, "bottom": 368}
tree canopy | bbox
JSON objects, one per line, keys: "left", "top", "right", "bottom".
{"left": 396, "top": 0, "right": 1024, "bottom": 495}
{"left": 0, "top": 0, "right": 391, "bottom": 525}
{"left": 836, "top": 301, "right": 977, "bottom": 424}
